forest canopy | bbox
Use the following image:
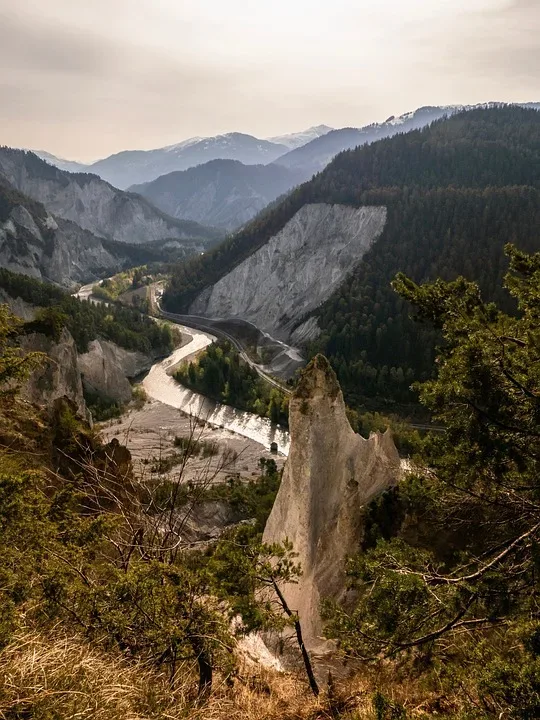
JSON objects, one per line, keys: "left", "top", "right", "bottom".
{"left": 164, "top": 106, "right": 540, "bottom": 412}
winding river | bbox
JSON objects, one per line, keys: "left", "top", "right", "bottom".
{"left": 142, "top": 324, "right": 291, "bottom": 456}
{"left": 75, "top": 281, "right": 291, "bottom": 455}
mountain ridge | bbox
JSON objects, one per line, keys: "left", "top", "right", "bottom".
{"left": 130, "top": 159, "right": 305, "bottom": 231}
{"left": 0, "top": 174, "right": 170, "bottom": 288}
{"left": 273, "top": 102, "right": 540, "bottom": 175}
{"left": 0, "top": 147, "right": 221, "bottom": 246}
{"left": 84, "top": 133, "right": 289, "bottom": 189}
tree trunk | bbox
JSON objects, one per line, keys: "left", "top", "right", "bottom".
{"left": 190, "top": 637, "right": 213, "bottom": 697}
{"left": 271, "top": 577, "right": 320, "bottom": 696}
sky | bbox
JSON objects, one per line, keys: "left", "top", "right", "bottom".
{"left": 0, "top": 0, "right": 538, "bottom": 162}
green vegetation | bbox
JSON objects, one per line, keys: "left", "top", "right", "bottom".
{"left": 323, "top": 244, "right": 540, "bottom": 715}
{"left": 0, "top": 267, "right": 173, "bottom": 355}
{"left": 83, "top": 388, "right": 125, "bottom": 422}
{"left": 164, "top": 107, "right": 540, "bottom": 413}
{"left": 0, "top": 307, "right": 302, "bottom": 711}
{"left": 206, "top": 457, "right": 281, "bottom": 532}
{"left": 346, "top": 408, "right": 424, "bottom": 457}
{"left": 91, "top": 265, "right": 166, "bottom": 306}
{"left": 174, "top": 340, "right": 289, "bottom": 426}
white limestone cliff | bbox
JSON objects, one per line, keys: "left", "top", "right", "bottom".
{"left": 190, "top": 203, "right": 387, "bottom": 341}
{"left": 262, "top": 355, "right": 401, "bottom": 650}
{"left": 78, "top": 340, "right": 153, "bottom": 404}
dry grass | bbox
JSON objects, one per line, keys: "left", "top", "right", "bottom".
{"left": 0, "top": 631, "right": 328, "bottom": 720}
{"left": 0, "top": 631, "right": 455, "bottom": 720}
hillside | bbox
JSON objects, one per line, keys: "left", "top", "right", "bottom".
{"left": 0, "top": 176, "right": 172, "bottom": 287}
{"left": 273, "top": 102, "right": 540, "bottom": 177}
{"left": 87, "top": 133, "right": 288, "bottom": 189}
{"left": 164, "top": 106, "right": 540, "bottom": 410}
{"left": 267, "top": 124, "right": 333, "bottom": 150}
{"left": 130, "top": 159, "right": 304, "bottom": 231}
{"left": 0, "top": 148, "right": 221, "bottom": 246}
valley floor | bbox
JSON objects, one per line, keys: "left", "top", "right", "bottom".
{"left": 100, "top": 398, "right": 285, "bottom": 487}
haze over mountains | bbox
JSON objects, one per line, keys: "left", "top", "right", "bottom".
{"left": 5, "top": 102, "right": 539, "bottom": 288}
{"left": 0, "top": 148, "right": 219, "bottom": 246}
{"left": 33, "top": 103, "right": 540, "bottom": 232}
{"left": 0, "top": 148, "right": 221, "bottom": 287}
{"left": 130, "top": 160, "right": 305, "bottom": 231}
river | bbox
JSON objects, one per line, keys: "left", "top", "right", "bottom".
{"left": 142, "top": 323, "right": 291, "bottom": 456}
{"left": 74, "top": 280, "right": 291, "bottom": 455}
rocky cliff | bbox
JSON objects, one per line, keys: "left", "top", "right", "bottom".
{"left": 0, "top": 177, "right": 165, "bottom": 288}
{"left": 262, "top": 355, "right": 401, "bottom": 650}
{"left": 0, "top": 148, "right": 220, "bottom": 245}
{"left": 20, "top": 327, "right": 88, "bottom": 419}
{"left": 190, "top": 204, "right": 386, "bottom": 341}
{"left": 78, "top": 339, "right": 153, "bottom": 404}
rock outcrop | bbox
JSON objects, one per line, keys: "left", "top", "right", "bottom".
{"left": 0, "top": 177, "right": 165, "bottom": 288}
{"left": 0, "top": 148, "right": 220, "bottom": 245}
{"left": 190, "top": 203, "right": 387, "bottom": 342}
{"left": 20, "top": 327, "right": 88, "bottom": 419}
{"left": 77, "top": 339, "right": 153, "bottom": 404}
{"left": 262, "top": 355, "right": 401, "bottom": 650}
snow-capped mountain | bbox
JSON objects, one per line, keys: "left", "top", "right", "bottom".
{"left": 83, "top": 133, "right": 289, "bottom": 189}
{"left": 274, "top": 102, "right": 540, "bottom": 177}
{"left": 267, "top": 125, "right": 333, "bottom": 150}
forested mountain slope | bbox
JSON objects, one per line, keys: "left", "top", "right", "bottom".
{"left": 273, "top": 102, "right": 540, "bottom": 177}
{"left": 130, "top": 159, "right": 304, "bottom": 231}
{"left": 164, "top": 106, "right": 540, "bottom": 410}
{"left": 0, "top": 148, "right": 221, "bottom": 246}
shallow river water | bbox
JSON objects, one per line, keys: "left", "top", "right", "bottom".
{"left": 142, "top": 324, "right": 291, "bottom": 456}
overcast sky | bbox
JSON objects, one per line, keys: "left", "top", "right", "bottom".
{"left": 1, "top": 0, "right": 538, "bottom": 161}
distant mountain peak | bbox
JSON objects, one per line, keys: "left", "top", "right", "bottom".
{"left": 268, "top": 125, "right": 334, "bottom": 150}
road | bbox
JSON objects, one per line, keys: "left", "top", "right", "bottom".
{"left": 158, "top": 309, "right": 292, "bottom": 397}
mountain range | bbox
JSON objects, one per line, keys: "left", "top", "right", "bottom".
{"left": 32, "top": 103, "right": 539, "bottom": 233}
{"left": 0, "top": 148, "right": 220, "bottom": 246}
{"left": 0, "top": 175, "right": 169, "bottom": 288}
{"left": 36, "top": 105, "right": 540, "bottom": 196}
{"left": 53, "top": 134, "right": 290, "bottom": 190}
{"left": 0, "top": 148, "right": 223, "bottom": 287}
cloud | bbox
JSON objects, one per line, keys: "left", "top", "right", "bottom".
{"left": 0, "top": 0, "right": 538, "bottom": 160}
{"left": 0, "top": 11, "right": 114, "bottom": 76}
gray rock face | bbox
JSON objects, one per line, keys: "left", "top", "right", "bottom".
{"left": 0, "top": 289, "right": 38, "bottom": 322}
{"left": 262, "top": 356, "right": 401, "bottom": 650}
{"left": 0, "top": 148, "right": 219, "bottom": 245}
{"left": 78, "top": 339, "right": 153, "bottom": 403}
{"left": 190, "top": 204, "right": 387, "bottom": 341}
{"left": 20, "top": 327, "right": 87, "bottom": 418}
{"left": 0, "top": 193, "right": 145, "bottom": 288}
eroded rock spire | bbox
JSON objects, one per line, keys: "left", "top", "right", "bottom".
{"left": 263, "top": 354, "right": 401, "bottom": 650}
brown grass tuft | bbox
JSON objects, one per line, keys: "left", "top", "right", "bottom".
{"left": 0, "top": 631, "right": 450, "bottom": 719}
